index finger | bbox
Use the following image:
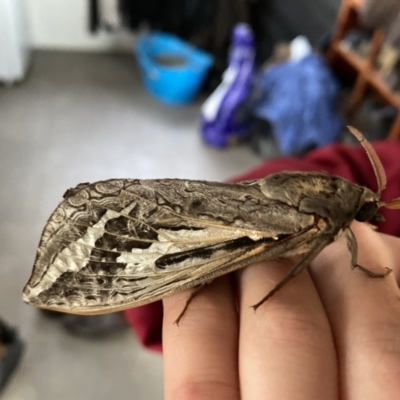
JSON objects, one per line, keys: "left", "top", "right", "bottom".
{"left": 162, "top": 276, "right": 240, "bottom": 400}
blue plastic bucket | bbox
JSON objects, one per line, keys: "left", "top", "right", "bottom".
{"left": 135, "top": 33, "right": 213, "bottom": 105}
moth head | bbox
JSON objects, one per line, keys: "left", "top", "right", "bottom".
{"left": 354, "top": 186, "right": 382, "bottom": 223}
{"left": 348, "top": 126, "right": 400, "bottom": 214}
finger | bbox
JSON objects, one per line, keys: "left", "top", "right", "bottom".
{"left": 163, "top": 277, "right": 240, "bottom": 400}
{"left": 311, "top": 222, "right": 400, "bottom": 400}
{"left": 238, "top": 258, "right": 338, "bottom": 400}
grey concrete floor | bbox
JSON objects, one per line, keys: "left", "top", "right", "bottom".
{"left": 0, "top": 51, "right": 261, "bottom": 399}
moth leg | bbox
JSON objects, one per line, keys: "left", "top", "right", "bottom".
{"left": 174, "top": 281, "right": 213, "bottom": 326}
{"left": 252, "top": 238, "right": 331, "bottom": 311}
{"left": 345, "top": 228, "right": 392, "bottom": 278}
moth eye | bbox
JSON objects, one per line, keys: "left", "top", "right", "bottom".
{"left": 355, "top": 202, "right": 379, "bottom": 222}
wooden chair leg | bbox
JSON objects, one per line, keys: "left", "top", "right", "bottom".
{"left": 388, "top": 111, "right": 400, "bottom": 140}
{"left": 347, "top": 76, "right": 368, "bottom": 117}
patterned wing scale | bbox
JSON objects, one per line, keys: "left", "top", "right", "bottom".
{"left": 23, "top": 178, "right": 317, "bottom": 314}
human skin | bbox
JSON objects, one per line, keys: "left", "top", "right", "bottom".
{"left": 162, "top": 221, "right": 400, "bottom": 400}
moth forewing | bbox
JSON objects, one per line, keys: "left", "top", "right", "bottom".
{"left": 23, "top": 127, "right": 399, "bottom": 322}
{"left": 22, "top": 177, "right": 324, "bottom": 315}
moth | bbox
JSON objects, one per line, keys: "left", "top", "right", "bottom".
{"left": 23, "top": 127, "right": 400, "bottom": 324}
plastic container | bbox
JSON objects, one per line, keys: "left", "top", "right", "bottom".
{"left": 135, "top": 32, "right": 213, "bottom": 105}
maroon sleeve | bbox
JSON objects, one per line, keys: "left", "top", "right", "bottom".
{"left": 125, "top": 140, "right": 400, "bottom": 352}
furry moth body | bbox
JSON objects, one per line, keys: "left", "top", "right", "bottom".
{"left": 22, "top": 128, "right": 400, "bottom": 321}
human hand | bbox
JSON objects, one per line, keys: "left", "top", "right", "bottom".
{"left": 162, "top": 222, "right": 400, "bottom": 400}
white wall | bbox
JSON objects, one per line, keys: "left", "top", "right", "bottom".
{"left": 24, "top": 0, "right": 135, "bottom": 51}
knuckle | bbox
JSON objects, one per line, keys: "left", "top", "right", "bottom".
{"left": 170, "top": 379, "right": 238, "bottom": 400}
{"left": 257, "top": 305, "right": 331, "bottom": 348}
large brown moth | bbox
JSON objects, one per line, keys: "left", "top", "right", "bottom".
{"left": 23, "top": 127, "right": 400, "bottom": 323}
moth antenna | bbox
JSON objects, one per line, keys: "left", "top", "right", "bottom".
{"left": 347, "top": 126, "right": 387, "bottom": 194}
{"left": 382, "top": 198, "right": 400, "bottom": 209}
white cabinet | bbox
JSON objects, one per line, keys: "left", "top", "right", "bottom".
{"left": 0, "top": 0, "right": 31, "bottom": 84}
